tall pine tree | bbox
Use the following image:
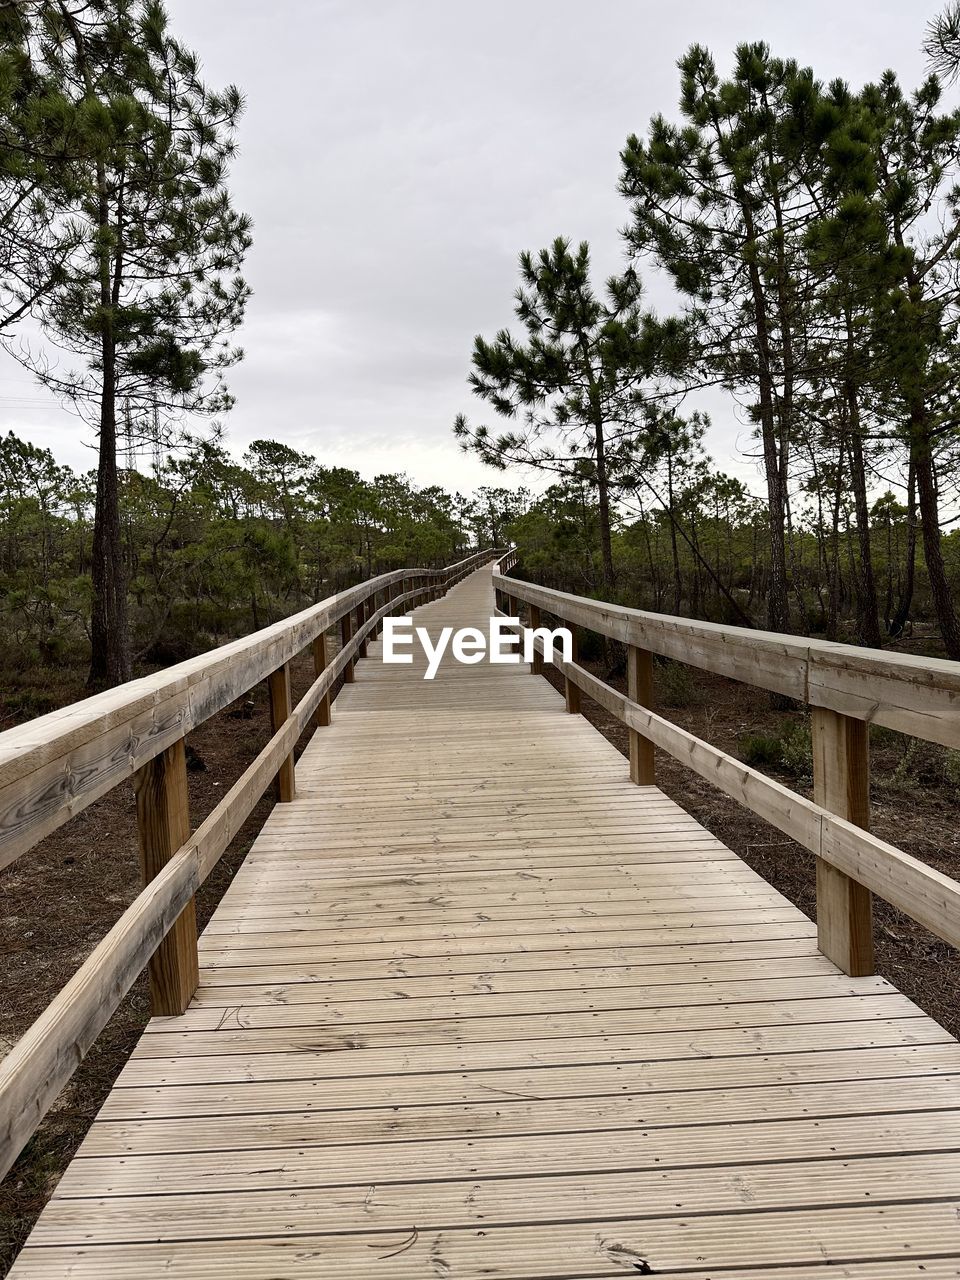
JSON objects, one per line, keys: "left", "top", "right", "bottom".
{"left": 4, "top": 1, "right": 251, "bottom": 686}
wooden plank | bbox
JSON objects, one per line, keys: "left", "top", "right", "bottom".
{"left": 25, "top": 1152, "right": 960, "bottom": 1247}
{"left": 99, "top": 1041, "right": 960, "bottom": 1119}
{"left": 51, "top": 1111, "right": 960, "bottom": 1195}
{"left": 0, "top": 846, "right": 199, "bottom": 1182}
{"left": 114, "top": 1017, "right": 949, "bottom": 1089}
{"left": 133, "top": 738, "right": 198, "bottom": 1017}
{"left": 311, "top": 632, "right": 331, "bottom": 727}
{"left": 15, "top": 1205, "right": 960, "bottom": 1279}
{"left": 267, "top": 661, "right": 296, "bottom": 803}
{"left": 496, "top": 570, "right": 960, "bottom": 748}
{"left": 627, "top": 643, "right": 655, "bottom": 784}
{"left": 812, "top": 706, "right": 874, "bottom": 976}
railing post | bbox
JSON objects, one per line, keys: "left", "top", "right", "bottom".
{"left": 564, "top": 627, "right": 581, "bottom": 715}
{"left": 340, "top": 609, "right": 356, "bottom": 683}
{"left": 312, "top": 631, "right": 332, "bottom": 727}
{"left": 357, "top": 597, "right": 369, "bottom": 660}
{"left": 371, "top": 588, "right": 382, "bottom": 639}
{"left": 627, "top": 645, "right": 655, "bottom": 785}
{"left": 268, "top": 661, "right": 296, "bottom": 802}
{"left": 812, "top": 707, "right": 874, "bottom": 976}
{"left": 134, "top": 737, "right": 198, "bottom": 1016}
{"left": 528, "top": 604, "right": 543, "bottom": 675}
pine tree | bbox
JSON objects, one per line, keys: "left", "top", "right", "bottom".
{"left": 454, "top": 237, "right": 683, "bottom": 592}
{"left": 0, "top": 3, "right": 84, "bottom": 330}
{"left": 811, "top": 72, "right": 960, "bottom": 658}
{"left": 3, "top": 1, "right": 251, "bottom": 686}
{"left": 620, "top": 43, "right": 822, "bottom": 634}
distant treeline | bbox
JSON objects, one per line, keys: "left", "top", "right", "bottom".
{"left": 0, "top": 431, "right": 519, "bottom": 673}
{"left": 510, "top": 475, "right": 956, "bottom": 651}
{"left": 4, "top": 427, "right": 954, "bottom": 691}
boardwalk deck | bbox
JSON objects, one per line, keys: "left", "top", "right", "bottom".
{"left": 10, "top": 568, "right": 960, "bottom": 1277}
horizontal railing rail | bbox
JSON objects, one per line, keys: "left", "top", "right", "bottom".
{"left": 0, "top": 547, "right": 506, "bottom": 1182}
{"left": 494, "top": 568, "right": 960, "bottom": 985}
{"left": 493, "top": 575, "right": 960, "bottom": 750}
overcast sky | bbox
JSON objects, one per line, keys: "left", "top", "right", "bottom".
{"left": 0, "top": 0, "right": 938, "bottom": 496}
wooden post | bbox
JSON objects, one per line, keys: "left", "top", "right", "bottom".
{"left": 268, "top": 661, "right": 296, "bottom": 802}
{"left": 627, "top": 645, "right": 655, "bottom": 784}
{"left": 564, "top": 627, "right": 581, "bottom": 715}
{"left": 528, "top": 604, "right": 543, "bottom": 675}
{"left": 134, "top": 738, "right": 198, "bottom": 1016}
{"left": 312, "top": 631, "right": 332, "bottom": 727}
{"left": 357, "top": 597, "right": 369, "bottom": 659}
{"left": 340, "top": 609, "right": 355, "bottom": 683}
{"left": 812, "top": 706, "right": 874, "bottom": 976}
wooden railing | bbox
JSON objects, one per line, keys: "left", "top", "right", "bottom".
{"left": 494, "top": 570, "right": 960, "bottom": 984}
{"left": 0, "top": 548, "right": 500, "bottom": 1181}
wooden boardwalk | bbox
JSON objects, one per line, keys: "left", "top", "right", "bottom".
{"left": 10, "top": 567, "right": 960, "bottom": 1277}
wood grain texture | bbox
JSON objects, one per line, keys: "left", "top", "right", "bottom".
{"left": 812, "top": 706, "right": 874, "bottom": 976}
{"left": 546, "top": 644, "right": 960, "bottom": 953}
{"left": 134, "top": 738, "right": 198, "bottom": 1016}
{"left": 627, "top": 643, "right": 655, "bottom": 784}
{"left": 7, "top": 562, "right": 960, "bottom": 1277}
{"left": 311, "top": 632, "right": 331, "bottom": 727}
{"left": 0, "top": 555, "right": 506, "bottom": 1185}
{"left": 267, "top": 662, "right": 296, "bottom": 803}
{"left": 495, "top": 571, "right": 960, "bottom": 748}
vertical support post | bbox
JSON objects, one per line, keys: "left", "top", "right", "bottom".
{"left": 312, "top": 631, "right": 332, "bottom": 727}
{"left": 340, "top": 609, "right": 355, "bottom": 683}
{"left": 626, "top": 645, "right": 655, "bottom": 784}
{"left": 812, "top": 706, "right": 874, "bottom": 976}
{"left": 564, "top": 627, "right": 581, "bottom": 715}
{"left": 357, "top": 597, "right": 369, "bottom": 659}
{"left": 528, "top": 603, "right": 543, "bottom": 675}
{"left": 134, "top": 738, "right": 198, "bottom": 1016}
{"left": 268, "top": 661, "right": 296, "bottom": 802}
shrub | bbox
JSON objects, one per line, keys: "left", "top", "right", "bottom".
{"left": 657, "top": 659, "right": 699, "bottom": 708}
{"left": 740, "top": 718, "right": 812, "bottom": 782}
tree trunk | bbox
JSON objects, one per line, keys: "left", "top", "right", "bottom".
{"left": 912, "top": 416, "right": 960, "bottom": 658}
{"left": 87, "top": 174, "right": 131, "bottom": 688}
{"left": 740, "top": 201, "right": 790, "bottom": 633}
{"left": 593, "top": 417, "right": 616, "bottom": 592}
{"left": 846, "top": 381, "right": 882, "bottom": 648}
{"left": 888, "top": 459, "right": 916, "bottom": 639}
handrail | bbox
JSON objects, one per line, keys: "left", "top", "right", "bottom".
{"left": 492, "top": 574, "right": 960, "bottom": 750}
{"left": 0, "top": 547, "right": 503, "bottom": 1182}
{"left": 0, "top": 550, "right": 494, "bottom": 870}
{"left": 494, "top": 567, "right": 960, "bottom": 986}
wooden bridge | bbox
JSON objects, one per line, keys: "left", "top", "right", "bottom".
{"left": 2, "top": 554, "right": 960, "bottom": 1276}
